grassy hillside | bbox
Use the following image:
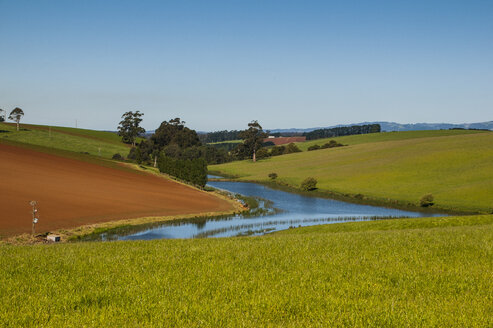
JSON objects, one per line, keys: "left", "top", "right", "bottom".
{"left": 1, "top": 214, "right": 492, "bottom": 327}
{"left": 0, "top": 122, "right": 131, "bottom": 159}
{"left": 296, "top": 129, "right": 484, "bottom": 151}
{"left": 210, "top": 130, "right": 493, "bottom": 213}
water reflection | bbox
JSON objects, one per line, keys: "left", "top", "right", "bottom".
{"left": 100, "top": 177, "right": 446, "bottom": 241}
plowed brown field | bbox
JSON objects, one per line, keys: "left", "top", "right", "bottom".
{"left": 0, "top": 143, "right": 233, "bottom": 237}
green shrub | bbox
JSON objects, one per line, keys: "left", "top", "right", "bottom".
{"left": 420, "top": 194, "right": 434, "bottom": 207}
{"left": 256, "top": 148, "right": 270, "bottom": 159}
{"left": 301, "top": 177, "right": 317, "bottom": 191}
{"left": 307, "top": 144, "right": 320, "bottom": 151}
{"left": 268, "top": 172, "right": 278, "bottom": 180}
{"left": 321, "top": 140, "right": 344, "bottom": 149}
{"left": 284, "top": 143, "right": 302, "bottom": 154}
{"left": 270, "top": 146, "right": 286, "bottom": 156}
{"left": 112, "top": 153, "right": 124, "bottom": 161}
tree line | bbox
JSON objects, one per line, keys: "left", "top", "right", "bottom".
{"left": 303, "top": 124, "right": 381, "bottom": 140}
{"left": 198, "top": 130, "right": 243, "bottom": 143}
{"left": 158, "top": 155, "right": 207, "bottom": 188}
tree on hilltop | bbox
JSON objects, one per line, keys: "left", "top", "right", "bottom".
{"left": 0, "top": 108, "right": 5, "bottom": 122}
{"left": 118, "top": 111, "right": 145, "bottom": 147}
{"left": 9, "top": 107, "right": 24, "bottom": 131}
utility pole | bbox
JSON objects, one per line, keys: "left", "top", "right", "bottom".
{"left": 30, "top": 201, "right": 39, "bottom": 235}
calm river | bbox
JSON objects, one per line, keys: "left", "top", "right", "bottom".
{"left": 101, "top": 176, "right": 444, "bottom": 241}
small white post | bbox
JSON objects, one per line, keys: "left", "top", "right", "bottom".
{"left": 30, "top": 201, "right": 38, "bottom": 235}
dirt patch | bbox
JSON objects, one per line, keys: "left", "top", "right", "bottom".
{"left": 0, "top": 143, "right": 233, "bottom": 237}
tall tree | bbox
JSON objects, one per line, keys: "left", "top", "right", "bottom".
{"left": 0, "top": 108, "right": 5, "bottom": 122}
{"left": 9, "top": 107, "right": 24, "bottom": 131}
{"left": 239, "top": 120, "right": 267, "bottom": 162}
{"left": 150, "top": 118, "right": 201, "bottom": 150}
{"left": 118, "top": 111, "right": 145, "bottom": 147}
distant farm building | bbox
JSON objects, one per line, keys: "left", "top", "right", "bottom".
{"left": 264, "top": 136, "right": 306, "bottom": 146}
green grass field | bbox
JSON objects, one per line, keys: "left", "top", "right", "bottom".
{"left": 296, "top": 129, "right": 484, "bottom": 151}
{"left": 1, "top": 214, "right": 492, "bottom": 327}
{"left": 207, "top": 139, "right": 243, "bottom": 144}
{"left": 210, "top": 130, "right": 493, "bottom": 213}
{"left": 0, "top": 122, "right": 132, "bottom": 159}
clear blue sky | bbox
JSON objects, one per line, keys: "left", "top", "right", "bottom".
{"left": 1, "top": 0, "right": 492, "bottom": 131}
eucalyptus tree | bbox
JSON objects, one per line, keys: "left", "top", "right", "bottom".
{"left": 9, "top": 107, "right": 24, "bottom": 131}
{"left": 118, "top": 111, "right": 145, "bottom": 147}
{"left": 238, "top": 120, "right": 267, "bottom": 162}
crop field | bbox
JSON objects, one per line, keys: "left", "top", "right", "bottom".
{"left": 0, "top": 122, "right": 131, "bottom": 159}
{"left": 0, "top": 143, "right": 233, "bottom": 237}
{"left": 0, "top": 214, "right": 492, "bottom": 327}
{"left": 210, "top": 130, "right": 493, "bottom": 213}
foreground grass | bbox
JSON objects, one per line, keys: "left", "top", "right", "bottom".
{"left": 0, "top": 122, "right": 131, "bottom": 159}
{"left": 1, "top": 215, "right": 492, "bottom": 327}
{"left": 211, "top": 131, "right": 493, "bottom": 213}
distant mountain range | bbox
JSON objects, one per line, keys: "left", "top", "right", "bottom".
{"left": 268, "top": 121, "right": 493, "bottom": 133}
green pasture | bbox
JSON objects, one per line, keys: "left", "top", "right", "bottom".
{"left": 210, "top": 131, "right": 493, "bottom": 213}
{"left": 0, "top": 122, "right": 131, "bottom": 159}
{"left": 207, "top": 139, "right": 243, "bottom": 144}
{"left": 1, "top": 214, "right": 492, "bottom": 327}
{"left": 296, "top": 129, "right": 484, "bottom": 151}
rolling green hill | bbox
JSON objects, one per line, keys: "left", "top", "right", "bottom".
{"left": 296, "top": 129, "right": 484, "bottom": 151}
{"left": 210, "top": 130, "right": 493, "bottom": 213}
{"left": 0, "top": 122, "right": 132, "bottom": 159}
{"left": 1, "top": 214, "right": 492, "bottom": 326}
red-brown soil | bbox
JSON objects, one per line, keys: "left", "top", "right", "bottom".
{"left": 0, "top": 143, "right": 233, "bottom": 237}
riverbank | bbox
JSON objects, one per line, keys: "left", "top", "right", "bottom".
{"left": 208, "top": 174, "right": 476, "bottom": 216}
{"left": 209, "top": 131, "right": 493, "bottom": 214}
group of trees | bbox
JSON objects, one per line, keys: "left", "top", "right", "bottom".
{"left": 198, "top": 130, "right": 243, "bottom": 143}
{"left": 158, "top": 155, "right": 207, "bottom": 187}
{"left": 200, "top": 129, "right": 304, "bottom": 143}
{"left": 117, "top": 113, "right": 299, "bottom": 186}
{"left": 0, "top": 107, "right": 25, "bottom": 131}
{"left": 304, "top": 124, "right": 381, "bottom": 140}
{"left": 125, "top": 117, "right": 232, "bottom": 166}
{"left": 118, "top": 114, "right": 230, "bottom": 186}
{"left": 255, "top": 142, "right": 301, "bottom": 160}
